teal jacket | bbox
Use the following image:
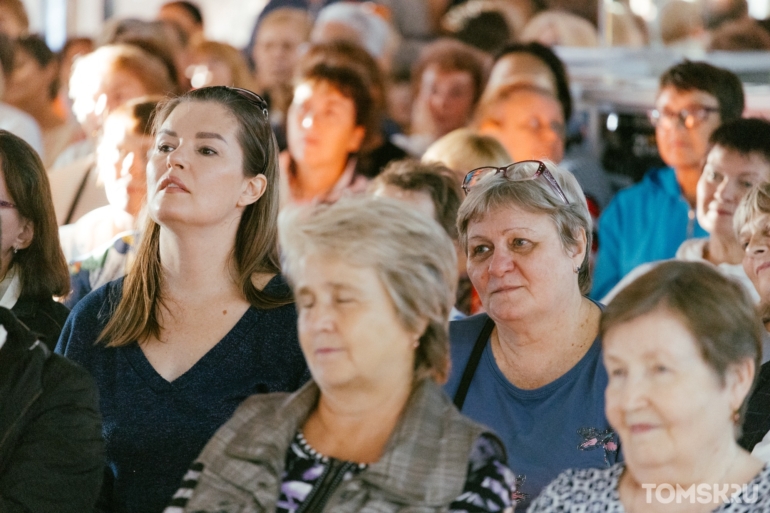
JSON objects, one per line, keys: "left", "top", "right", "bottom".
{"left": 591, "top": 167, "right": 708, "bottom": 299}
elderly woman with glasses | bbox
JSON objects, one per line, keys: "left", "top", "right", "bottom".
{"left": 164, "top": 196, "right": 516, "bottom": 512}
{"left": 445, "top": 160, "right": 619, "bottom": 510}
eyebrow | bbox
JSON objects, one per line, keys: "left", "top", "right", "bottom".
{"left": 196, "top": 132, "right": 227, "bottom": 143}
{"left": 157, "top": 129, "right": 227, "bottom": 143}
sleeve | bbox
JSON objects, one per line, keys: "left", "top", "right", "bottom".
{"left": 449, "top": 433, "right": 516, "bottom": 513}
{"left": 590, "top": 195, "right": 624, "bottom": 300}
{"left": 0, "top": 356, "right": 104, "bottom": 513}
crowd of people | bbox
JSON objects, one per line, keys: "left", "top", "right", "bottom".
{"left": 2, "top": 0, "right": 770, "bottom": 511}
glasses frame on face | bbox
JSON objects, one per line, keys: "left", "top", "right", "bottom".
{"left": 648, "top": 106, "right": 720, "bottom": 130}
{"left": 462, "top": 160, "right": 570, "bottom": 204}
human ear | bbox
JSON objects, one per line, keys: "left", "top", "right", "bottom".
{"left": 570, "top": 227, "right": 588, "bottom": 268}
{"left": 237, "top": 173, "right": 267, "bottom": 207}
{"left": 346, "top": 125, "right": 366, "bottom": 154}
{"left": 725, "top": 357, "right": 755, "bottom": 414}
{"left": 14, "top": 217, "right": 34, "bottom": 250}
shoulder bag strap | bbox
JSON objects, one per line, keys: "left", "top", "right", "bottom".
{"left": 453, "top": 317, "right": 495, "bottom": 410}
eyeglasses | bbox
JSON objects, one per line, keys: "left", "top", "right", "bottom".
{"left": 462, "top": 160, "right": 570, "bottom": 204}
{"left": 0, "top": 199, "right": 16, "bottom": 209}
{"left": 230, "top": 87, "right": 269, "bottom": 119}
{"left": 648, "top": 106, "right": 720, "bottom": 129}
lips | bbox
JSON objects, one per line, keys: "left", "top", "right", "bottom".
{"left": 158, "top": 175, "right": 189, "bottom": 193}
{"left": 629, "top": 423, "right": 657, "bottom": 434}
{"left": 490, "top": 284, "right": 522, "bottom": 295}
{"left": 756, "top": 261, "right": 770, "bottom": 276}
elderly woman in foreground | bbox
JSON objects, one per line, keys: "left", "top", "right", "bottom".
{"left": 531, "top": 261, "right": 770, "bottom": 511}
{"left": 165, "top": 196, "right": 516, "bottom": 512}
{"left": 445, "top": 160, "right": 617, "bottom": 508}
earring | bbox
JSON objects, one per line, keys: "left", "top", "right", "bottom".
{"left": 574, "top": 264, "right": 581, "bottom": 274}
{"left": 12, "top": 247, "right": 18, "bottom": 254}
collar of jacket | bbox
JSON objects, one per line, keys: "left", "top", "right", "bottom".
{"left": 224, "top": 378, "right": 487, "bottom": 508}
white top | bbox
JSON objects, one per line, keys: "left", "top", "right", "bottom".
{"left": 0, "top": 267, "right": 22, "bottom": 351}
{"left": 0, "top": 102, "right": 44, "bottom": 157}
{"left": 59, "top": 205, "right": 135, "bottom": 263}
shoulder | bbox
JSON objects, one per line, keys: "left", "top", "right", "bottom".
{"left": 449, "top": 313, "right": 490, "bottom": 345}
{"left": 56, "top": 278, "right": 124, "bottom": 356}
{"left": 529, "top": 464, "right": 623, "bottom": 511}
{"left": 606, "top": 168, "right": 674, "bottom": 208}
{"left": 12, "top": 296, "right": 71, "bottom": 350}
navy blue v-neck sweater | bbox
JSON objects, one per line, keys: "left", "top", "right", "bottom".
{"left": 55, "top": 277, "right": 309, "bottom": 513}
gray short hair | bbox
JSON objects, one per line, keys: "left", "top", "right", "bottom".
{"left": 313, "top": 3, "right": 397, "bottom": 59}
{"left": 279, "top": 196, "right": 458, "bottom": 383}
{"left": 457, "top": 160, "right": 593, "bottom": 294}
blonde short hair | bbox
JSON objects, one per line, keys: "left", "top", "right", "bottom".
{"left": 279, "top": 196, "right": 458, "bottom": 383}
{"left": 457, "top": 160, "right": 593, "bottom": 294}
{"left": 422, "top": 128, "right": 510, "bottom": 181}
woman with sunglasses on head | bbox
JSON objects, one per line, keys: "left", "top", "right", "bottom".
{"left": 55, "top": 87, "right": 309, "bottom": 513}
{"left": 444, "top": 160, "right": 619, "bottom": 510}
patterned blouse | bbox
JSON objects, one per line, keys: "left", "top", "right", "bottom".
{"left": 276, "top": 431, "right": 516, "bottom": 513}
{"left": 529, "top": 463, "right": 770, "bottom": 512}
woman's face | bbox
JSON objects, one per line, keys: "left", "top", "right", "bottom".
{"left": 740, "top": 211, "right": 770, "bottom": 301}
{"left": 415, "top": 64, "right": 476, "bottom": 138}
{"left": 0, "top": 163, "right": 32, "bottom": 277}
{"left": 479, "top": 89, "right": 565, "bottom": 164}
{"left": 72, "top": 67, "right": 149, "bottom": 135}
{"left": 187, "top": 54, "right": 234, "bottom": 89}
{"left": 294, "top": 253, "right": 418, "bottom": 390}
{"left": 466, "top": 204, "right": 584, "bottom": 323}
{"left": 253, "top": 22, "right": 306, "bottom": 90}
{"left": 604, "top": 309, "right": 749, "bottom": 469}
{"left": 146, "top": 101, "right": 266, "bottom": 229}
{"left": 697, "top": 146, "right": 770, "bottom": 240}
{"left": 287, "top": 80, "right": 365, "bottom": 173}
{"left": 4, "top": 48, "right": 55, "bottom": 111}
{"left": 97, "top": 114, "right": 152, "bottom": 217}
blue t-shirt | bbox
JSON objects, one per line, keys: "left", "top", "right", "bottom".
{"left": 444, "top": 314, "right": 620, "bottom": 511}
{"left": 55, "top": 277, "right": 310, "bottom": 513}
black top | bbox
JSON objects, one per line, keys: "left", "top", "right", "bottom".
{"left": 0, "top": 306, "right": 103, "bottom": 513}
{"left": 12, "top": 295, "right": 70, "bottom": 351}
{"left": 740, "top": 360, "right": 770, "bottom": 451}
{"left": 56, "top": 276, "right": 310, "bottom": 513}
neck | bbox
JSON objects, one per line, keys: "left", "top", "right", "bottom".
{"left": 674, "top": 165, "right": 701, "bottom": 206}
{"left": 705, "top": 233, "right": 744, "bottom": 265}
{"left": 305, "top": 373, "right": 414, "bottom": 463}
{"left": 626, "top": 437, "right": 740, "bottom": 492}
{"left": 158, "top": 222, "right": 241, "bottom": 301}
{"left": 292, "top": 159, "right": 348, "bottom": 201}
{"left": 493, "top": 288, "right": 597, "bottom": 389}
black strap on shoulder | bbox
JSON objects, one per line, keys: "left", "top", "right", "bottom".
{"left": 64, "top": 167, "right": 93, "bottom": 225}
{"left": 453, "top": 317, "right": 495, "bottom": 410}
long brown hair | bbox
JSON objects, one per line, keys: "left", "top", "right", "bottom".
{"left": 99, "top": 86, "right": 288, "bottom": 347}
{"left": 0, "top": 130, "right": 69, "bottom": 299}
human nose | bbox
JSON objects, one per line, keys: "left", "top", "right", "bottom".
{"left": 616, "top": 372, "right": 650, "bottom": 412}
{"left": 302, "top": 300, "right": 336, "bottom": 333}
{"left": 746, "top": 233, "right": 768, "bottom": 258}
{"left": 713, "top": 177, "right": 737, "bottom": 204}
{"left": 487, "top": 247, "right": 514, "bottom": 277}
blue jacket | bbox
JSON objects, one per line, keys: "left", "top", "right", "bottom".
{"left": 591, "top": 167, "right": 707, "bottom": 299}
